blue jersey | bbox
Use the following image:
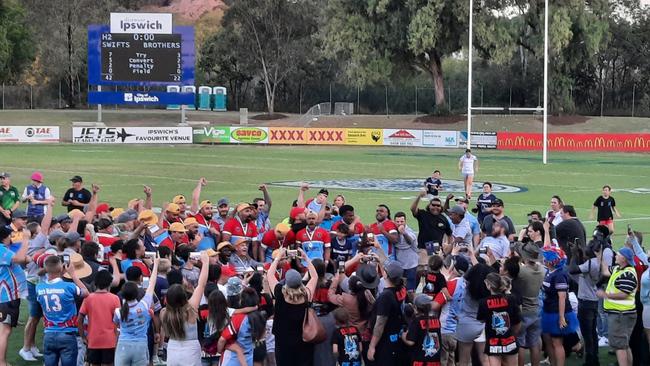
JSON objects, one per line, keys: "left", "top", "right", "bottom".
{"left": 296, "top": 227, "right": 331, "bottom": 261}
{"left": 114, "top": 294, "right": 153, "bottom": 342}
{"left": 320, "top": 215, "right": 341, "bottom": 232}
{"left": 196, "top": 225, "right": 214, "bottom": 251}
{"left": 330, "top": 236, "right": 358, "bottom": 263}
{"left": 37, "top": 278, "right": 81, "bottom": 332}
{"left": 0, "top": 245, "right": 20, "bottom": 302}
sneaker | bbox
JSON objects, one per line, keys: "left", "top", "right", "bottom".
{"left": 18, "top": 348, "right": 37, "bottom": 362}
{"left": 29, "top": 346, "right": 42, "bottom": 357}
{"left": 598, "top": 336, "right": 609, "bottom": 347}
{"left": 540, "top": 358, "right": 551, "bottom": 366}
{"left": 152, "top": 355, "right": 165, "bottom": 365}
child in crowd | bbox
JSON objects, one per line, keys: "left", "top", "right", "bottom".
{"left": 423, "top": 255, "right": 449, "bottom": 301}
{"left": 332, "top": 307, "right": 362, "bottom": 366}
{"left": 477, "top": 273, "right": 521, "bottom": 366}
{"left": 402, "top": 294, "right": 442, "bottom": 366}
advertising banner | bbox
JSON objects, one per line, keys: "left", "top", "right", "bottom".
{"left": 72, "top": 127, "right": 192, "bottom": 144}
{"left": 269, "top": 127, "right": 307, "bottom": 144}
{"left": 193, "top": 127, "right": 230, "bottom": 144}
{"left": 88, "top": 91, "right": 195, "bottom": 105}
{"left": 305, "top": 128, "right": 346, "bottom": 144}
{"left": 230, "top": 127, "right": 269, "bottom": 144}
{"left": 498, "top": 132, "right": 650, "bottom": 152}
{"left": 382, "top": 129, "right": 423, "bottom": 147}
{"left": 458, "top": 131, "right": 498, "bottom": 149}
{"left": 345, "top": 128, "right": 383, "bottom": 145}
{"left": 110, "top": 13, "right": 173, "bottom": 34}
{"left": 0, "top": 126, "right": 59, "bottom": 143}
{"left": 422, "top": 130, "right": 458, "bottom": 148}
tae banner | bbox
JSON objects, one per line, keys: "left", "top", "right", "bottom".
{"left": 0, "top": 126, "right": 59, "bottom": 143}
{"left": 498, "top": 132, "right": 650, "bottom": 152}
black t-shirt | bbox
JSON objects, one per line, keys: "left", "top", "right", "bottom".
{"left": 593, "top": 196, "right": 616, "bottom": 221}
{"left": 555, "top": 218, "right": 586, "bottom": 254}
{"left": 63, "top": 188, "right": 92, "bottom": 212}
{"left": 476, "top": 193, "right": 497, "bottom": 223}
{"left": 477, "top": 294, "right": 521, "bottom": 355}
{"left": 331, "top": 325, "right": 362, "bottom": 364}
{"left": 414, "top": 209, "right": 452, "bottom": 249}
{"left": 424, "top": 178, "right": 442, "bottom": 196}
{"left": 481, "top": 215, "right": 516, "bottom": 237}
{"left": 370, "top": 286, "right": 407, "bottom": 348}
{"left": 423, "top": 271, "right": 447, "bottom": 297}
{"left": 406, "top": 316, "right": 442, "bottom": 364}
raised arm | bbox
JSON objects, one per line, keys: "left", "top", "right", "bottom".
{"left": 259, "top": 184, "right": 272, "bottom": 212}
{"left": 188, "top": 252, "right": 210, "bottom": 309}
{"left": 146, "top": 255, "right": 160, "bottom": 296}
{"left": 143, "top": 185, "right": 153, "bottom": 210}
{"left": 411, "top": 190, "right": 426, "bottom": 217}
{"left": 267, "top": 248, "right": 286, "bottom": 291}
{"left": 191, "top": 178, "right": 207, "bottom": 214}
{"left": 40, "top": 198, "right": 56, "bottom": 235}
{"left": 84, "top": 184, "right": 100, "bottom": 223}
{"left": 67, "top": 263, "right": 90, "bottom": 298}
{"left": 301, "top": 248, "right": 318, "bottom": 301}
{"left": 296, "top": 183, "right": 309, "bottom": 208}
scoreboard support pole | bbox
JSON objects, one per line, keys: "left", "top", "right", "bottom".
{"left": 97, "top": 85, "right": 103, "bottom": 123}
{"left": 180, "top": 104, "right": 186, "bottom": 125}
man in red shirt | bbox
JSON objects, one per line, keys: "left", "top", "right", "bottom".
{"left": 369, "top": 205, "right": 399, "bottom": 258}
{"left": 331, "top": 205, "right": 364, "bottom": 236}
{"left": 159, "top": 222, "right": 187, "bottom": 251}
{"left": 296, "top": 211, "right": 331, "bottom": 262}
{"left": 222, "top": 203, "right": 260, "bottom": 260}
{"left": 95, "top": 218, "right": 118, "bottom": 263}
{"left": 261, "top": 223, "right": 292, "bottom": 263}
{"left": 161, "top": 203, "right": 181, "bottom": 230}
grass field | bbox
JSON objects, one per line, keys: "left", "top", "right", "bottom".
{"left": 1, "top": 143, "right": 648, "bottom": 365}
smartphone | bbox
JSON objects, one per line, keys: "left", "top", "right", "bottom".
{"left": 142, "top": 277, "right": 150, "bottom": 289}
{"left": 256, "top": 265, "right": 264, "bottom": 272}
{"left": 478, "top": 247, "right": 488, "bottom": 255}
{"left": 366, "top": 233, "right": 374, "bottom": 240}
{"left": 338, "top": 261, "right": 346, "bottom": 273}
{"left": 189, "top": 252, "right": 201, "bottom": 261}
{"left": 627, "top": 224, "right": 633, "bottom": 236}
{"left": 287, "top": 249, "right": 298, "bottom": 258}
{"left": 144, "top": 251, "right": 156, "bottom": 259}
{"left": 59, "top": 254, "right": 70, "bottom": 266}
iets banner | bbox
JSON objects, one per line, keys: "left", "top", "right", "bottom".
{"left": 498, "top": 132, "right": 650, "bottom": 152}
{"left": 0, "top": 126, "right": 59, "bottom": 143}
{"left": 88, "top": 92, "right": 195, "bottom": 105}
{"left": 73, "top": 127, "right": 192, "bottom": 144}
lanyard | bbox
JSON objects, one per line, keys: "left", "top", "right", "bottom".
{"left": 236, "top": 217, "right": 248, "bottom": 237}
{"left": 305, "top": 227, "right": 316, "bottom": 242}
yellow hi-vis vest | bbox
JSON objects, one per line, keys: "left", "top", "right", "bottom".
{"left": 604, "top": 266, "right": 637, "bottom": 312}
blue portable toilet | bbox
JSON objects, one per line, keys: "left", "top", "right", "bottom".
{"left": 198, "top": 86, "right": 212, "bottom": 111}
{"left": 213, "top": 86, "right": 227, "bottom": 112}
{"left": 182, "top": 85, "right": 196, "bottom": 110}
{"left": 166, "top": 85, "right": 181, "bottom": 110}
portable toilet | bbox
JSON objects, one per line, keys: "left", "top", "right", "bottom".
{"left": 166, "top": 85, "right": 181, "bottom": 110}
{"left": 198, "top": 86, "right": 212, "bottom": 110}
{"left": 182, "top": 85, "right": 196, "bottom": 110}
{"left": 213, "top": 87, "right": 227, "bottom": 112}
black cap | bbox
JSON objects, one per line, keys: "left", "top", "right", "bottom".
{"left": 318, "top": 188, "right": 329, "bottom": 196}
{"left": 11, "top": 209, "right": 28, "bottom": 219}
{"left": 70, "top": 175, "right": 83, "bottom": 183}
{"left": 492, "top": 198, "right": 504, "bottom": 207}
{"left": 0, "top": 225, "right": 12, "bottom": 241}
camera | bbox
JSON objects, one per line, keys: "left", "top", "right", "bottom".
{"left": 366, "top": 233, "right": 374, "bottom": 241}
{"left": 478, "top": 247, "right": 488, "bottom": 255}
{"left": 360, "top": 255, "right": 377, "bottom": 264}
{"left": 58, "top": 254, "right": 70, "bottom": 266}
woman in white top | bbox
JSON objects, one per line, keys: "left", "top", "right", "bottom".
{"left": 458, "top": 149, "right": 478, "bottom": 200}
{"left": 546, "top": 195, "right": 564, "bottom": 227}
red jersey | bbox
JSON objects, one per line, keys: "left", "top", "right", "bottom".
{"left": 261, "top": 230, "right": 288, "bottom": 251}
{"left": 161, "top": 216, "right": 181, "bottom": 230}
{"left": 295, "top": 227, "right": 331, "bottom": 260}
{"left": 97, "top": 232, "right": 118, "bottom": 264}
{"left": 222, "top": 217, "right": 258, "bottom": 244}
{"left": 190, "top": 213, "right": 221, "bottom": 232}
{"left": 330, "top": 221, "right": 365, "bottom": 235}
{"left": 159, "top": 237, "right": 176, "bottom": 251}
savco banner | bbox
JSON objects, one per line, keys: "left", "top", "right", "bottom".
{"left": 230, "top": 127, "right": 269, "bottom": 144}
{"left": 0, "top": 126, "right": 59, "bottom": 143}
{"left": 498, "top": 132, "right": 650, "bottom": 152}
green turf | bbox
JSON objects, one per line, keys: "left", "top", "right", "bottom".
{"left": 0, "top": 143, "right": 647, "bottom": 365}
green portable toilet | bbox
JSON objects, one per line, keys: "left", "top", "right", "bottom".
{"left": 198, "top": 86, "right": 212, "bottom": 110}
{"left": 182, "top": 85, "right": 196, "bottom": 110}
{"left": 167, "top": 85, "right": 181, "bottom": 110}
{"left": 213, "top": 86, "right": 227, "bottom": 112}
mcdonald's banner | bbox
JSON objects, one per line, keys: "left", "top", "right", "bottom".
{"left": 498, "top": 132, "right": 650, "bottom": 152}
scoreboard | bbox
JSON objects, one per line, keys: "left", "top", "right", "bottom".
{"left": 100, "top": 33, "right": 182, "bottom": 83}
{"left": 88, "top": 25, "right": 194, "bottom": 86}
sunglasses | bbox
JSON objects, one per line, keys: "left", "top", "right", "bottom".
{"left": 430, "top": 204, "right": 442, "bottom": 207}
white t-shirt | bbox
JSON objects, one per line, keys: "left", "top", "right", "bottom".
{"left": 479, "top": 235, "right": 510, "bottom": 259}
{"left": 459, "top": 154, "right": 477, "bottom": 174}
{"left": 452, "top": 220, "right": 472, "bottom": 246}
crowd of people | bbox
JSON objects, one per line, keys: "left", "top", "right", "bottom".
{"left": 0, "top": 166, "right": 647, "bottom": 366}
